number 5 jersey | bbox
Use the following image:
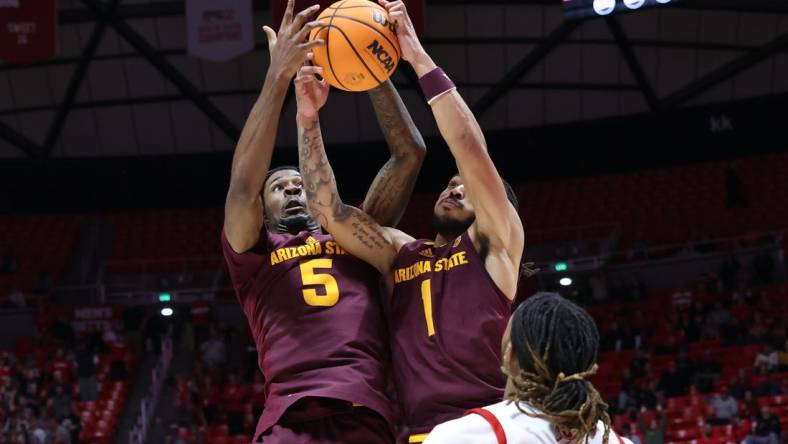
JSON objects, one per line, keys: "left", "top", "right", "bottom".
{"left": 221, "top": 229, "right": 394, "bottom": 440}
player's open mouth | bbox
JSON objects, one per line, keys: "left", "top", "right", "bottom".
{"left": 284, "top": 201, "right": 305, "bottom": 214}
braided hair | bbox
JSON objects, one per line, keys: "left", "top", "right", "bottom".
{"left": 503, "top": 292, "right": 611, "bottom": 444}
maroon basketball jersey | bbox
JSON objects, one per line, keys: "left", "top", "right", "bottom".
{"left": 221, "top": 229, "right": 394, "bottom": 439}
{"left": 389, "top": 232, "right": 510, "bottom": 434}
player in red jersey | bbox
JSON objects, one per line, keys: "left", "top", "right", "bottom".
{"left": 295, "top": 1, "right": 525, "bottom": 441}
{"left": 222, "top": 1, "right": 426, "bottom": 442}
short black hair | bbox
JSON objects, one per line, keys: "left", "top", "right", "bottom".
{"left": 263, "top": 165, "right": 300, "bottom": 192}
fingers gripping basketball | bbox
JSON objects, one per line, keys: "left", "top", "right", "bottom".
{"left": 308, "top": 0, "right": 401, "bottom": 92}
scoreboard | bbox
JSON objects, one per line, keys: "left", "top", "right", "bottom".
{"left": 562, "top": 0, "right": 678, "bottom": 20}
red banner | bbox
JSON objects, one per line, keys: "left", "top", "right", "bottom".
{"left": 271, "top": 0, "right": 424, "bottom": 36}
{"left": 0, "top": 0, "right": 57, "bottom": 65}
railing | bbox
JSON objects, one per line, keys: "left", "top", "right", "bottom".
{"left": 128, "top": 335, "right": 173, "bottom": 444}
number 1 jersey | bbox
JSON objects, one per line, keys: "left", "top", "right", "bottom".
{"left": 389, "top": 232, "right": 510, "bottom": 435}
{"left": 221, "top": 229, "right": 394, "bottom": 439}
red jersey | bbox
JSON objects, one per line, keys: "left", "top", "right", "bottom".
{"left": 221, "top": 229, "right": 393, "bottom": 439}
{"left": 389, "top": 232, "right": 510, "bottom": 434}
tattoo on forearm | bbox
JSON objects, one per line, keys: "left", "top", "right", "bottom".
{"left": 298, "top": 118, "right": 391, "bottom": 252}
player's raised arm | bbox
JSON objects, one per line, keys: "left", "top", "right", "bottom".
{"left": 380, "top": 0, "right": 524, "bottom": 294}
{"left": 362, "top": 80, "right": 427, "bottom": 226}
{"left": 294, "top": 66, "right": 411, "bottom": 275}
{"left": 223, "top": 0, "right": 323, "bottom": 253}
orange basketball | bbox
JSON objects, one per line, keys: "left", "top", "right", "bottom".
{"left": 308, "top": 0, "right": 401, "bottom": 92}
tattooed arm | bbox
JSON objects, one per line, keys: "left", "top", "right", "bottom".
{"left": 362, "top": 80, "right": 426, "bottom": 227}
{"left": 294, "top": 67, "right": 412, "bottom": 275}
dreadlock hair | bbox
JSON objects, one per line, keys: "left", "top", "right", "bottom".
{"left": 504, "top": 292, "right": 611, "bottom": 444}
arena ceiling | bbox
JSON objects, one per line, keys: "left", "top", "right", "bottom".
{"left": 1, "top": 0, "right": 788, "bottom": 160}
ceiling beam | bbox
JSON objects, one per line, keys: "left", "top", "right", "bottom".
{"left": 0, "top": 120, "right": 43, "bottom": 158}
{"left": 660, "top": 30, "right": 788, "bottom": 110}
{"left": 43, "top": 0, "right": 120, "bottom": 157}
{"left": 471, "top": 20, "right": 580, "bottom": 118}
{"left": 606, "top": 16, "right": 658, "bottom": 111}
{"left": 80, "top": 0, "right": 241, "bottom": 143}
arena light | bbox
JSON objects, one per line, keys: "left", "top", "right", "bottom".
{"left": 554, "top": 262, "right": 568, "bottom": 272}
{"left": 623, "top": 0, "right": 646, "bottom": 9}
{"left": 159, "top": 293, "right": 171, "bottom": 302}
{"left": 592, "top": 0, "right": 615, "bottom": 15}
{"left": 559, "top": 277, "right": 573, "bottom": 287}
{"left": 160, "top": 307, "right": 174, "bottom": 317}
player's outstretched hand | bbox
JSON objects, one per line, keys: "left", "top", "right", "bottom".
{"left": 377, "top": 1, "right": 427, "bottom": 69}
{"left": 263, "top": 0, "right": 325, "bottom": 80}
{"left": 295, "top": 60, "right": 329, "bottom": 125}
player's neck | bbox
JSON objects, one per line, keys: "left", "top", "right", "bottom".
{"left": 434, "top": 231, "right": 461, "bottom": 247}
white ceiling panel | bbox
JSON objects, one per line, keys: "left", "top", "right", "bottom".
{"left": 472, "top": 87, "right": 508, "bottom": 131}
{"left": 542, "top": 6, "right": 564, "bottom": 34}
{"left": 544, "top": 45, "right": 582, "bottom": 83}
{"left": 58, "top": 25, "right": 83, "bottom": 58}
{"left": 696, "top": 50, "right": 739, "bottom": 79}
{"left": 774, "top": 53, "right": 788, "bottom": 93}
{"left": 96, "top": 27, "right": 122, "bottom": 56}
{"left": 466, "top": 6, "right": 504, "bottom": 38}
{"left": 506, "top": 89, "right": 544, "bottom": 128}
{"left": 737, "top": 13, "right": 779, "bottom": 46}
{"left": 163, "top": 55, "right": 205, "bottom": 94}
{"left": 170, "top": 101, "right": 214, "bottom": 153}
{"left": 155, "top": 16, "right": 187, "bottom": 50}
{"left": 658, "top": 9, "right": 700, "bottom": 43}
{"left": 61, "top": 110, "right": 101, "bottom": 157}
{"left": 619, "top": 91, "right": 648, "bottom": 115}
{"left": 95, "top": 106, "right": 137, "bottom": 156}
{"left": 504, "top": 45, "right": 541, "bottom": 82}
{"left": 655, "top": 49, "right": 696, "bottom": 97}
{"left": 133, "top": 104, "right": 175, "bottom": 155}
{"left": 87, "top": 60, "right": 129, "bottom": 101}
{"left": 123, "top": 20, "right": 159, "bottom": 51}
{"left": 0, "top": 73, "right": 14, "bottom": 110}
{"left": 468, "top": 45, "right": 505, "bottom": 83}
{"left": 732, "top": 60, "right": 774, "bottom": 99}
{"left": 201, "top": 59, "right": 242, "bottom": 92}
{"left": 504, "top": 6, "right": 544, "bottom": 38}
{"left": 8, "top": 68, "right": 53, "bottom": 108}
{"left": 698, "top": 11, "right": 740, "bottom": 45}
{"left": 398, "top": 89, "right": 437, "bottom": 139}
{"left": 687, "top": 79, "right": 734, "bottom": 106}
{"left": 582, "top": 44, "right": 621, "bottom": 84}
{"left": 618, "top": 9, "right": 660, "bottom": 40}
{"left": 425, "top": 6, "right": 467, "bottom": 38}
{"left": 17, "top": 111, "right": 53, "bottom": 145}
{"left": 47, "top": 65, "right": 76, "bottom": 104}
{"left": 580, "top": 17, "right": 612, "bottom": 40}
{"left": 544, "top": 90, "right": 581, "bottom": 124}
{"left": 238, "top": 50, "right": 268, "bottom": 90}
{"left": 209, "top": 95, "right": 247, "bottom": 151}
{"left": 124, "top": 58, "right": 167, "bottom": 97}
{"left": 582, "top": 90, "right": 619, "bottom": 120}
{"left": 425, "top": 44, "right": 468, "bottom": 83}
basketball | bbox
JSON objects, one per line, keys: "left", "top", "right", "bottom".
{"left": 308, "top": 0, "right": 401, "bottom": 92}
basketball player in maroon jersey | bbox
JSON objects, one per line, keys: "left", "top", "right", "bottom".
{"left": 222, "top": 1, "right": 426, "bottom": 442}
{"left": 296, "top": 1, "right": 525, "bottom": 441}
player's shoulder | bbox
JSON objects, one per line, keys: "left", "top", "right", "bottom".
{"left": 423, "top": 410, "right": 499, "bottom": 444}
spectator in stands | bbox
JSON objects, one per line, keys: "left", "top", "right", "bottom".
{"left": 778, "top": 339, "right": 788, "bottom": 371}
{"left": 199, "top": 328, "right": 226, "bottom": 368}
{"left": 74, "top": 342, "right": 98, "bottom": 402}
{"left": 223, "top": 372, "right": 248, "bottom": 436}
{"left": 731, "top": 415, "right": 752, "bottom": 444}
{"left": 630, "top": 350, "right": 651, "bottom": 379}
{"left": 748, "top": 314, "right": 770, "bottom": 344}
{"left": 48, "top": 385, "right": 72, "bottom": 421}
{"left": 720, "top": 254, "right": 741, "bottom": 291}
{"left": 754, "top": 374, "right": 781, "bottom": 397}
{"left": 752, "top": 253, "right": 774, "bottom": 285}
{"left": 637, "top": 404, "right": 667, "bottom": 444}
{"left": 731, "top": 368, "right": 752, "bottom": 400}
{"left": 672, "top": 287, "right": 694, "bottom": 312}
{"left": 658, "top": 362, "right": 689, "bottom": 397}
{"left": 60, "top": 406, "right": 80, "bottom": 444}
{"left": 708, "top": 389, "right": 738, "bottom": 425}
{"left": 753, "top": 344, "right": 778, "bottom": 374}
{"left": 695, "top": 350, "right": 722, "bottom": 393}
{"left": 617, "top": 387, "right": 638, "bottom": 414}
{"left": 637, "top": 381, "right": 660, "bottom": 410}
{"left": 696, "top": 422, "right": 715, "bottom": 444}
{"left": 747, "top": 406, "right": 781, "bottom": 444}
{"left": 652, "top": 315, "right": 684, "bottom": 354}
{"left": 621, "top": 423, "right": 642, "bottom": 444}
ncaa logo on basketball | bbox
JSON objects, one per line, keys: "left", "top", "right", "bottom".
{"left": 0, "top": 0, "right": 20, "bottom": 7}
{"left": 366, "top": 40, "right": 395, "bottom": 73}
